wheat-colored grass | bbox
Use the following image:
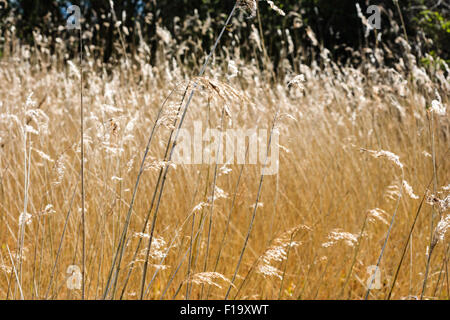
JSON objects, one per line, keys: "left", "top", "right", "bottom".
{"left": 0, "top": 16, "right": 449, "bottom": 300}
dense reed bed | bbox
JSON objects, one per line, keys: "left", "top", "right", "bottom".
{"left": 0, "top": 2, "right": 448, "bottom": 300}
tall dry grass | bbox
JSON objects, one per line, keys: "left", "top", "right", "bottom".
{"left": 0, "top": 3, "right": 449, "bottom": 300}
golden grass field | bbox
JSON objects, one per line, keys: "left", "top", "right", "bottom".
{"left": 0, "top": 9, "right": 449, "bottom": 300}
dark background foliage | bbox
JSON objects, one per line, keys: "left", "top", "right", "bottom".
{"left": 0, "top": 0, "right": 448, "bottom": 70}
